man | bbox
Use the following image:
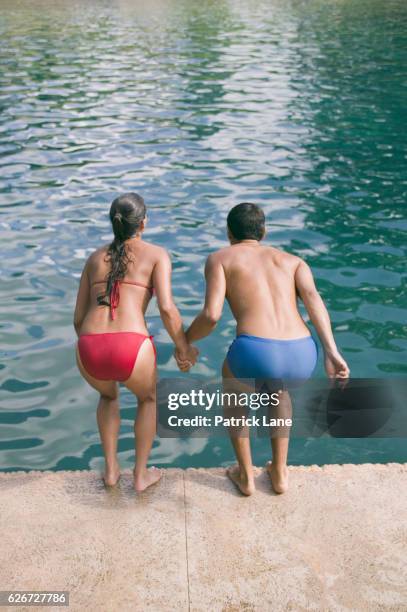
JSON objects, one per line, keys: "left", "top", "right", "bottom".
{"left": 178, "top": 203, "right": 349, "bottom": 495}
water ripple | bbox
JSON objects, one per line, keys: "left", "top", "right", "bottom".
{"left": 0, "top": 0, "right": 406, "bottom": 469}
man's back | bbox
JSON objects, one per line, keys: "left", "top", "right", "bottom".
{"left": 214, "top": 242, "right": 310, "bottom": 339}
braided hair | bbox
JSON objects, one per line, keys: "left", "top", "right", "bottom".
{"left": 97, "top": 193, "right": 146, "bottom": 309}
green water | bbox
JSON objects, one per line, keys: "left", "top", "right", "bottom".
{"left": 0, "top": 0, "right": 406, "bottom": 471}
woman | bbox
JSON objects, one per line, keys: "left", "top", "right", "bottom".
{"left": 73, "top": 193, "right": 197, "bottom": 491}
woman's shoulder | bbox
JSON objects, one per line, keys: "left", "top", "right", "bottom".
{"left": 85, "top": 240, "right": 169, "bottom": 270}
{"left": 134, "top": 240, "right": 169, "bottom": 260}
{"left": 83, "top": 246, "right": 109, "bottom": 274}
{"left": 86, "top": 245, "right": 109, "bottom": 262}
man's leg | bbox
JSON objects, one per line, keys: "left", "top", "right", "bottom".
{"left": 267, "top": 389, "right": 291, "bottom": 493}
{"left": 222, "top": 359, "right": 255, "bottom": 496}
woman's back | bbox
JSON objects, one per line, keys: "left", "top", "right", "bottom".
{"left": 80, "top": 237, "right": 161, "bottom": 335}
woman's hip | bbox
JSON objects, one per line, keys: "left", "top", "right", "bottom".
{"left": 77, "top": 332, "right": 156, "bottom": 382}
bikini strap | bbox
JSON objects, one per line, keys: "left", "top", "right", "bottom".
{"left": 109, "top": 280, "right": 120, "bottom": 320}
{"left": 121, "top": 280, "right": 154, "bottom": 295}
{"left": 149, "top": 334, "right": 157, "bottom": 364}
{"left": 93, "top": 279, "right": 154, "bottom": 319}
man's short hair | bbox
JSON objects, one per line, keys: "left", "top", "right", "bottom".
{"left": 227, "top": 203, "right": 265, "bottom": 241}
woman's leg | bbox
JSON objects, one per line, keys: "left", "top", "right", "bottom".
{"left": 123, "top": 338, "right": 161, "bottom": 492}
{"left": 76, "top": 345, "right": 120, "bottom": 486}
{"left": 222, "top": 359, "right": 255, "bottom": 496}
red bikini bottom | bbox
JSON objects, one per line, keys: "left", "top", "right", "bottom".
{"left": 78, "top": 332, "right": 156, "bottom": 382}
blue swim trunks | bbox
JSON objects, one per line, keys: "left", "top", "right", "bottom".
{"left": 226, "top": 334, "right": 318, "bottom": 384}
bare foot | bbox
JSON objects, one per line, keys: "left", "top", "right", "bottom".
{"left": 133, "top": 467, "right": 162, "bottom": 492}
{"left": 266, "top": 461, "right": 288, "bottom": 494}
{"left": 226, "top": 465, "right": 255, "bottom": 496}
{"left": 103, "top": 462, "right": 121, "bottom": 487}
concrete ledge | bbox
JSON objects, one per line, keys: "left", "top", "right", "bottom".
{"left": 1, "top": 464, "right": 406, "bottom": 611}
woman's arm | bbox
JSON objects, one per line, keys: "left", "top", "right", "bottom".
{"left": 152, "top": 249, "right": 198, "bottom": 366}
{"left": 295, "top": 260, "right": 350, "bottom": 379}
{"left": 73, "top": 261, "right": 91, "bottom": 337}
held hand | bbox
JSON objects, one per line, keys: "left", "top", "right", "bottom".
{"left": 324, "top": 350, "right": 350, "bottom": 385}
{"left": 174, "top": 344, "right": 199, "bottom": 372}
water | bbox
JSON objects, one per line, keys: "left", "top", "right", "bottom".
{"left": 0, "top": 0, "right": 406, "bottom": 471}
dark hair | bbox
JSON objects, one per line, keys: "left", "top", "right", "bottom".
{"left": 227, "top": 202, "right": 265, "bottom": 241}
{"left": 97, "top": 193, "right": 146, "bottom": 309}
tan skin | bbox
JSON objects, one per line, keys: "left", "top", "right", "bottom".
{"left": 74, "top": 217, "right": 197, "bottom": 490}
{"left": 180, "top": 228, "right": 349, "bottom": 496}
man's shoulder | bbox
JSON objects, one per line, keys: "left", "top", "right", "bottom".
{"left": 207, "top": 246, "right": 234, "bottom": 261}
{"left": 204, "top": 248, "right": 232, "bottom": 271}
{"left": 266, "top": 245, "right": 302, "bottom": 267}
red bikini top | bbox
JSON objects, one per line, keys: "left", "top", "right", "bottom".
{"left": 92, "top": 279, "right": 155, "bottom": 320}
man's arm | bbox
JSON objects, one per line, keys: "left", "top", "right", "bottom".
{"left": 186, "top": 254, "right": 226, "bottom": 343}
{"left": 295, "top": 260, "right": 350, "bottom": 379}
{"left": 152, "top": 248, "right": 197, "bottom": 365}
